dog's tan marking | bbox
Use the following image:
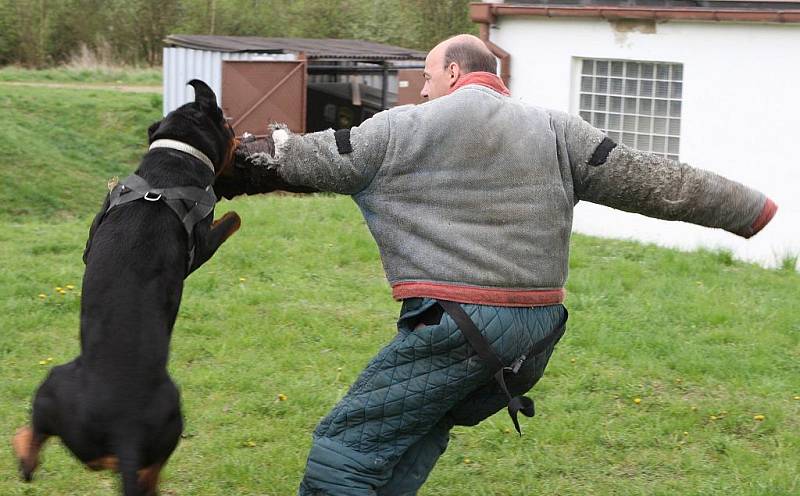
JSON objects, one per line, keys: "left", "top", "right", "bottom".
{"left": 212, "top": 211, "right": 241, "bottom": 241}
{"left": 12, "top": 426, "right": 34, "bottom": 460}
{"left": 138, "top": 463, "right": 163, "bottom": 494}
{"left": 13, "top": 425, "right": 48, "bottom": 480}
{"left": 87, "top": 455, "right": 119, "bottom": 471}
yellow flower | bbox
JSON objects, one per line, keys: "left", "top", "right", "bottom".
{"left": 794, "top": 396, "right": 800, "bottom": 401}
{"left": 753, "top": 414, "right": 765, "bottom": 421}
{"left": 47, "top": 357, "right": 53, "bottom": 362}
{"left": 633, "top": 398, "right": 642, "bottom": 405}
{"left": 38, "top": 294, "right": 46, "bottom": 299}
{"left": 278, "top": 393, "right": 287, "bottom": 401}
{"left": 244, "top": 440, "right": 257, "bottom": 447}
{"left": 66, "top": 284, "right": 75, "bottom": 290}
{"left": 463, "top": 458, "right": 472, "bottom": 464}
{"left": 570, "top": 358, "right": 576, "bottom": 363}
{"left": 682, "top": 431, "right": 689, "bottom": 436}
{"left": 38, "top": 360, "right": 47, "bottom": 365}
{"left": 709, "top": 415, "right": 718, "bottom": 421}
{"left": 239, "top": 277, "right": 246, "bottom": 282}
{"left": 55, "top": 287, "right": 63, "bottom": 292}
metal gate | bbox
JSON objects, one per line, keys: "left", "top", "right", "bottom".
{"left": 221, "top": 59, "right": 307, "bottom": 135}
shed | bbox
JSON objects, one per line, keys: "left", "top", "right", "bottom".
{"left": 162, "top": 35, "right": 426, "bottom": 134}
{"left": 472, "top": 0, "right": 800, "bottom": 268}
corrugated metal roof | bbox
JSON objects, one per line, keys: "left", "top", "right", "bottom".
{"left": 163, "top": 35, "right": 426, "bottom": 61}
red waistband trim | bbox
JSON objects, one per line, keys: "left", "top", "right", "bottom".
{"left": 392, "top": 282, "right": 564, "bottom": 307}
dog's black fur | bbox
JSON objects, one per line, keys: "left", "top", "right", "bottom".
{"left": 13, "top": 80, "right": 241, "bottom": 496}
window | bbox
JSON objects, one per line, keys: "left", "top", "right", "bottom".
{"left": 577, "top": 58, "right": 683, "bottom": 161}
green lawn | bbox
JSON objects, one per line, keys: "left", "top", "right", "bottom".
{"left": 1, "top": 81, "right": 798, "bottom": 495}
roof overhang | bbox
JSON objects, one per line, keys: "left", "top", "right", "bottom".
{"left": 470, "top": 2, "right": 800, "bottom": 24}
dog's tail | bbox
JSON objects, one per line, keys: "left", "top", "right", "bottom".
{"left": 117, "top": 442, "right": 143, "bottom": 496}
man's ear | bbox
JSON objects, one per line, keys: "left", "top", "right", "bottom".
{"left": 448, "top": 63, "right": 461, "bottom": 87}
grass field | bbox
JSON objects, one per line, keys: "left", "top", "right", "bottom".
{"left": 1, "top": 79, "right": 798, "bottom": 495}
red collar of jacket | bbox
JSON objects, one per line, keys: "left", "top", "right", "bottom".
{"left": 448, "top": 72, "right": 510, "bottom": 96}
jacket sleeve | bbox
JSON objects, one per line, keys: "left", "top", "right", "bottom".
{"left": 564, "top": 115, "right": 777, "bottom": 238}
{"left": 271, "top": 111, "right": 391, "bottom": 195}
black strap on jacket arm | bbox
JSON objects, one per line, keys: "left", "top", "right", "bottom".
{"left": 438, "top": 300, "right": 567, "bottom": 435}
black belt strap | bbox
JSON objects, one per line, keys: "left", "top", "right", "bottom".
{"left": 438, "top": 300, "right": 566, "bottom": 435}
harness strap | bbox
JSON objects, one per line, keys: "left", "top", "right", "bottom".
{"left": 92, "top": 174, "right": 216, "bottom": 274}
{"left": 438, "top": 300, "right": 567, "bottom": 435}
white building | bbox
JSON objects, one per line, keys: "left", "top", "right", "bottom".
{"left": 472, "top": 0, "right": 799, "bottom": 268}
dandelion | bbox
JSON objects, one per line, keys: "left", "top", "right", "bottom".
{"left": 675, "top": 378, "right": 683, "bottom": 384}
{"left": 682, "top": 431, "right": 689, "bottom": 436}
{"left": 570, "top": 358, "right": 576, "bottom": 363}
{"left": 239, "top": 277, "right": 247, "bottom": 282}
{"left": 709, "top": 415, "right": 718, "bottom": 421}
{"left": 38, "top": 360, "right": 47, "bottom": 365}
{"left": 277, "top": 393, "right": 287, "bottom": 401}
{"left": 55, "top": 287, "right": 63, "bottom": 292}
{"left": 244, "top": 440, "right": 257, "bottom": 447}
{"left": 753, "top": 414, "right": 765, "bottom": 421}
{"left": 47, "top": 357, "right": 53, "bottom": 362}
{"left": 633, "top": 398, "right": 642, "bottom": 405}
{"left": 38, "top": 294, "right": 46, "bottom": 299}
{"left": 66, "top": 285, "right": 75, "bottom": 290}
{"left": 463, "top": 458, "right": 472, "bottom": 464}
{"left": 794, "top": 396, "right": 800, "bottom": 401}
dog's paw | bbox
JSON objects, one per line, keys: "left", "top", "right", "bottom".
{"left": 212, "top": 211, "right": 241, "bottom": 241}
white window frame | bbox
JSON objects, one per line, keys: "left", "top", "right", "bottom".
{"left": 570, "top": 57, "right": 683, "bottom": 161}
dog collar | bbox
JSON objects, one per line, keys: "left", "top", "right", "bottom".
{"left": 149, "top": 139, "right": 215, "bottom": 174}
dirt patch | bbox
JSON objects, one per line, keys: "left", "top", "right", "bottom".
{"left": 0, "top": 81, "right": 160, "bottom": 93}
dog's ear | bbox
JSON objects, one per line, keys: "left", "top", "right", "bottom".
{"left": 147, "top": 120, "right": 162, "bottom": 143}
{"left": 188, "top": 79, "right": 218, "bottom": 113}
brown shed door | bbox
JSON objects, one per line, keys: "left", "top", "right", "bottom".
{"left": 222, "top": 60, "right": 307, "bottom": 135}
{"left": 396, "top": 69, "right": 426, "bottom": 106}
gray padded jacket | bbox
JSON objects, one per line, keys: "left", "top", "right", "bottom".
{"left": 267, "top": 83, "right": 776, "bottom": 306}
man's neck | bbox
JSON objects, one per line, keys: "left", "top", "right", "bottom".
{"left": 448, "top": 72, "right": 510, "bottom": 96}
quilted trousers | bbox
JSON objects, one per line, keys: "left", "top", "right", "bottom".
{"left": 298, "top": 299, "right": 567, "bottom": 496}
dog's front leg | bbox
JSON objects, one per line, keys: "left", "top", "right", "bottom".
{"left": 188, "top": 211, "right": 241, "bottom": 274}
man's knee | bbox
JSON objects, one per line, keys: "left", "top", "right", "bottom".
{"left": 300, "top": 436, "right": 394, "bottom": 496}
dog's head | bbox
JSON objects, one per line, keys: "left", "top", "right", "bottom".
{"left": 147, "top": 80, "right": 237, "bottom": 176}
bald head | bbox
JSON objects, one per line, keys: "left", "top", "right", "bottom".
{"left": 442, "top": 34, "right": 497, "bottom": 75}
{"left": 421, "top": 34, "right": 497, "bottom": 100}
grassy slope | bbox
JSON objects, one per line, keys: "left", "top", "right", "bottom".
{"left": 1, "top": 83, "right": 798, "bottom": 495}
{"left": 0, "top": 85, "right": 162, "bottom": 221}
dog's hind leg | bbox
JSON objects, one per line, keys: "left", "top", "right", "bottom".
{"left": 12, "top": 425, "right": 49, "bottom": 482}
{"left": 188, "top": 211, "right": 241, "bottom": 274}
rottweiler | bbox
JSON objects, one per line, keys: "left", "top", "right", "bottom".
{"left": 13, "top": 80, "right": 241, "bottom": 496}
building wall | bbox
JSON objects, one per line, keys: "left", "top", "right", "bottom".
{"left": 162, "top": 47, "right": 296, "bottom": 115}
{"left": 490, "top": 16, "right": 799, "bottom": 268}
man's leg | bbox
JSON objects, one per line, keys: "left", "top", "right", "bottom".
{"left": 298, "top": 300, "right": 566, "bottom": 496}
{"left": 376, "top": 417, "right": 454, "bottom": 496}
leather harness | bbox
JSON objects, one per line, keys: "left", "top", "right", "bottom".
{"left": 86, "top": 173, "right": 217, "bottom": 275}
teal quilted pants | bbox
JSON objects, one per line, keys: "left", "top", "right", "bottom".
{"left": 298, "top": 298, "right": 567, "bottom": 496}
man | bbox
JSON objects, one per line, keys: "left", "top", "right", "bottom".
{"left": 216, "top": 34, "right": 777, "bottom": 495}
